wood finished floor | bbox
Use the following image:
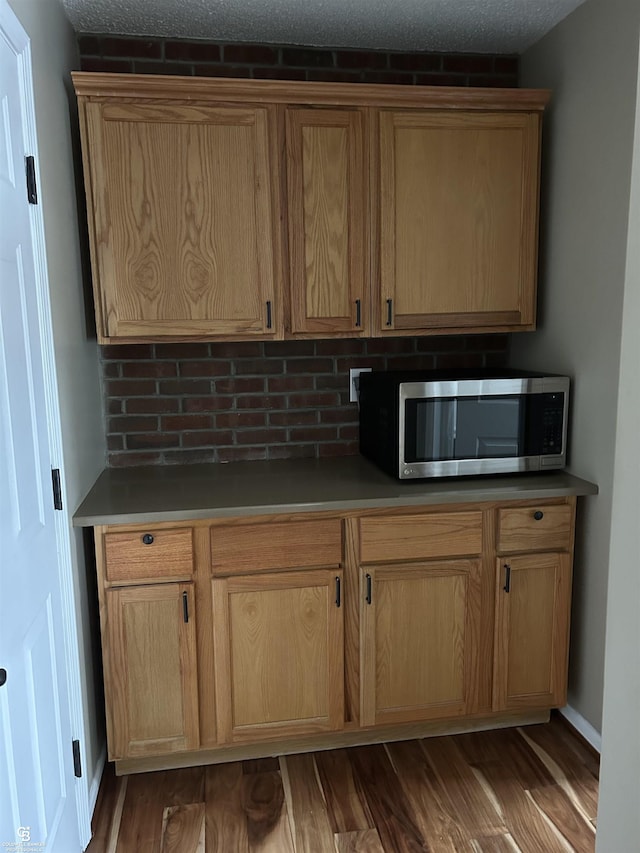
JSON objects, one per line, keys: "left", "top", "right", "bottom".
{"left": 88, "top": 716, "right": 599, "bottom": 853}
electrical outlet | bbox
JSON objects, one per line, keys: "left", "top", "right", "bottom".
{"left": 349, "top": 367, "right": 372, "bottom": 403}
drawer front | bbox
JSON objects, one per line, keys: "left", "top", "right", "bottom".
{"left": 497, "top": 504, "right": 573, "bottom": 553}
{"left": 211, "top": 518, "right": 342, "bottom": 575}
{"left": 359, "top": 512, "right": 483, "bottom": 563}
{"left": 104, "top": 528, "right": 194, "bottom": 583}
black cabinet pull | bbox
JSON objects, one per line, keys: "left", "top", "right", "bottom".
{"left": 335, "top": 576, "right": 341, "bottom": 608}
{"left": 503, "top": 564, "right": 511, "bottom": 593}
{"left": 266, "top": 300, "right": 272, "bottom": 329}
{"left": 355, "top": 299, "right": 362, "bottom": 328}
{"left": 142, "top": 533, "right": 154, "bottom": 545}
{"left": 386, "top": 298, "right": 393, "bottom": 327}
{"left": 0, "top": 668, "right": 6, "bottom": 687}
{"left": 182, "top": 591, "right": 189, "bottom": 623}
{"left": 365, "top": 573, "right": 372, "bottom": 605}
{"left": 533, "top": 510, "right": 544, "bottom": 521}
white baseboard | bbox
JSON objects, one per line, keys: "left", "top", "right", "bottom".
{"left": 89, "top": 746, "right": 107, "bottom": 817}
{"left": 559, "top": 704, "right": 602, "bottom": 753}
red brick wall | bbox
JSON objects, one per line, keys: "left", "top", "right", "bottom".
{"left": 78, "top": 36, "right": 518, "bottom": 87}
{"left": 78, "top": 35, "right": 515, "bottom": 466}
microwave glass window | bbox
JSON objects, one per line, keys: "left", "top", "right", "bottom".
{"left": 409, "top": 396, "right": 524, "bottom": 462}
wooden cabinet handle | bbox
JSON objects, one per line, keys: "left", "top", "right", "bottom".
{"left": 182, "top": 591, "right": 189, "bottom": 623}
{"left": 503, "top": 564, "right": 511, "bottom": 593}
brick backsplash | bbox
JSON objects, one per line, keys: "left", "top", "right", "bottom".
{"left": 102, "top": 337, "right": 509, "bottom": 467}
{"left": 78, "top": 35, "right": 518, "bottom": 87}
{"left": 79, "top": 35, "right": 515, "bottom": 466}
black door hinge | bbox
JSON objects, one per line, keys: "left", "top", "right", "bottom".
{"left": 72, "top": 739, "right": 82, "bottom": 778}
{"left": 51, "top": 468, "right": 63, "bottom": 511}
{"left": 25, "top": 156, "right": 38, "bottom": 205}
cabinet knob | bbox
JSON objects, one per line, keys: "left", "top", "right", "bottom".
{"left": 533, "top": 511, "right": 544, "bottom": 521}
{"left": 142, "top": 533, "right": 154, "bottom": 545}
{"left": 0, "top": 668, "right": 6, "bottom": 687}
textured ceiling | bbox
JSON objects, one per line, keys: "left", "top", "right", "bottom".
{"left": 60, "top": 0, "right": 588, "bottom": 54}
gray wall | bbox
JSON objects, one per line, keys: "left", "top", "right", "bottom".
{"left": 514, "top": 0, "right": 640, "bottom": 734}
{"left": 596, "top": 52, "right": 640, "bottom": 851}
{"left": 7, "top": 0, "right": 106, "bottom": 796}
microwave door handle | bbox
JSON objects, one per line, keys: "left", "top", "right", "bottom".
{"left": 448, "top": 399, "right": 457, "bottom": 456}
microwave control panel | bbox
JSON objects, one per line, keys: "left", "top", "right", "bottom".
{"left": 541, "top": 394, "right": 565, "bottom": 454}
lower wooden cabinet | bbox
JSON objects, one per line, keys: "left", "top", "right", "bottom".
{"left": 211, "top": 569, "right": 344, "bottom": 743}
{"left": 93, "top": 495, "right": 577, "bottom": 771}
{"left": 104, "top": 583, "right": 199, "bottom": 760}
{"left": 493, "top": 552, "right": 572, "bottom": 710}
{"left": 360, "top": 559, "right": 483, "bottom": 727}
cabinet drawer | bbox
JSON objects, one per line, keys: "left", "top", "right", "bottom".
{"left": 211, "top": 519, "right": 342, "bottom": 575}
{"left": 104, "top": 528, "right": 194, "bottom": 583}
{"left": 359, "top": 512, "right": 483, "bottom": 563}
{"left": 497, "top": 504, "right": 573, "bottom": 553}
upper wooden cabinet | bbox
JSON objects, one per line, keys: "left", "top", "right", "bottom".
{"left": 377, "top": 110, "right": 541, "bottom": 334}
{"left": 79, "top": 96, "right": 282, "bottom": 342}
{"left": 73, "top": 74, "right": 549, "bottom": 343}
{"left": 285, "top": 107, "right": 368, "bottom": 336}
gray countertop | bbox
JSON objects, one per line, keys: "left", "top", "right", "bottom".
{"left": 73, "top": 457, "right": 599, "bottom": 527}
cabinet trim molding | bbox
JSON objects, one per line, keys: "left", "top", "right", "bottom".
{"left": 72, "top": 72, "right": 551, "bottom": 112}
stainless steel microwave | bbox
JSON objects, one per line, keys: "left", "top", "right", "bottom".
{"left": 358, "top": 369, "right": 570, "bottom": 480}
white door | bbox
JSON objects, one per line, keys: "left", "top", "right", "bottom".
{"left": 0, "top": 7, "right": 85, "bottom": 852}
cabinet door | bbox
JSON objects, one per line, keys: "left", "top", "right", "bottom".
{"left": 104, "top": 583, "right": 199, "bottom": 760}
{"left": 493, "top": 553, "right": 572, "bottom": 710}
{"left": 286, "top": 108, "right": 367, "bottom": 335}
{"left": 360, "top": 560, "right": 483, "bottom": 727}
{"left": 212, "top": 570, "right": 344, "bottom": 742}
{"left": 377, "top": 110, "right": 540, "bottom": 334}
{"left": 83, "top": 101, "right": 281, "bottom": 341}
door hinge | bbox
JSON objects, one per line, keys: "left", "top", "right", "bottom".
{"left": 72, "top": 739, "right": 82, "bottom": 778}
{"left": 25, "top": 155, "right": 38, "bottom": 205}
{"left": 51, "top": 468, "right": 63, "bottom": 511}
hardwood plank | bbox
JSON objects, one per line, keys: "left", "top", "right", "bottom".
{"left": 86, "top": 763, "right": 120, "bottom": 853}
{"left": 471, "top": 835, "right": 520, "bottom": 853}
{"left": 552, "top": 714, "right": 600, "bottom": 777}
{"left": 160, "top": 803, "right": 205, "bottom": 853}
{"left": 334, "top": 828, "right": 385, "bottom": 852}
{"left": 160, "top": 767, "right": 206, "bottom": 805}
{"left": 385, "top": 740, "right": 470, "bottom": 852}
{"left": 314, "top": 749, "right": 375, "bottom": 833}
{"left": 456, "top": 728, "right": 555, "bottom": 791}
{"left": 90, "top": 721, "right": 598, "bottom": 853}
{"left": 418, "top": 737, "right": 506, "bottom": 839}
{"left": 471, "top": 760, "right": 568, "bottom": 853}
{"left": 104, "top": 775, "right": 129, "bottom": 853}
{"left": 240, "top": 770, "right": 293, "bottom": 851}
{"left": 346, "top": 745, "right": 427, "bottom": 852}
{"left": 517, "top": 724, "right": 599, "bottom": 820}
{"left": 117, "top": 769, "right": 204, "bottom": 853}
{"left": 280, "top": 754, "right": 336, "bottom": 852}
{"left": 242, "top": 757, "right": 280, "bottom": 774}
{"left": 527, "top": 784, "right": 595, "bottom": 852}
{"left": 205, "top": 763, "right": 249, "bottom": 853}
